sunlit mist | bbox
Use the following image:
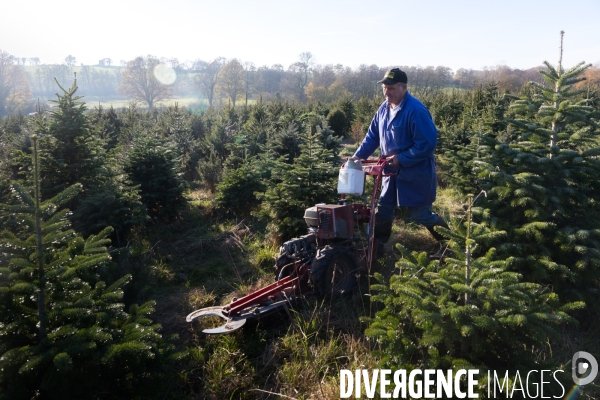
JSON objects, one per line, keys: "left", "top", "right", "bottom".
{"left": 154, "top": 63, "right": 176, "bottom": 85}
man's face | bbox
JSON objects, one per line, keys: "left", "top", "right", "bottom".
{"left": 382, "top": 83, "right": 407, "bottom": 106}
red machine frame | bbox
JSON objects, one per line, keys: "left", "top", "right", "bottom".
{"left": 186, "top": 157, "right": 395, "bottom": 334}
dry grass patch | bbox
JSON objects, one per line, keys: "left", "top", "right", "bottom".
{"left": 151, "top": 286, "right": 218, "bottom": 341}
{"left": 251, "top": 296, "right": 380, "bottom": 399}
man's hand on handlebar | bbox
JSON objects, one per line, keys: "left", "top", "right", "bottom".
{"left": 386, "top": 154, "right": 400, "bottom": 167}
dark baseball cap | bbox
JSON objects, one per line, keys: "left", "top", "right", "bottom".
{"left": 378, "top": 68, "right": 408, "bottom": 85}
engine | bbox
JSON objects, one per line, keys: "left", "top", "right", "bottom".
{"left": 304, "top": 203, "right": 369, "bottom": 240}
{"left": 279, "top": 233, "right": 316, "bottom": 258}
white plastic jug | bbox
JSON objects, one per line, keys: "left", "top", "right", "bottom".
{"left": 337, "top": 159, "right": 365, "bottom": 195}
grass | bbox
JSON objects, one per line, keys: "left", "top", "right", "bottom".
{"left": 123, "top": 184, "right": 600, "bottom": 399}
{"left": 125, "top": 188, "right": 384, "bottom": 398}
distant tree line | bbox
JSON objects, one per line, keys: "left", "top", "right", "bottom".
{"left": 5, "top": 48, "right": 600, "bottom": 116}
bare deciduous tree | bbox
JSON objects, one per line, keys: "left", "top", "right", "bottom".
{"left": 118, "top": 55, "right": 173, "bottom": 109}
{"left": 217, "top": 59, "right": 246, "bottom": 107}
{"left": 243, "top": 61, "right": 255, "bottom": 106}
{"left": 312, "top": 64, "right": 336, "bottom": 88}
{"left": 64, "top": 55, "right": 77, "bottom": 67}
{"left": 0, "top": 49, "right": 31, "bottom": 116}
{"left": 283, "top": 52, "right": 315, "bottom": 102}
{"left": 194, "top": 57, "right": 225, "bottom": 108}
{"left": 254, "top": 64, "right": 284, "bottom": 98}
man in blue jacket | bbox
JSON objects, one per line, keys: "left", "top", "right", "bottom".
{"left": 352, "top": 68, "right": 448, "bottom": 258}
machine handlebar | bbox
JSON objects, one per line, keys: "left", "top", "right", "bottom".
{"left": 355, "top": 157, "right": 398, "bottom": 177}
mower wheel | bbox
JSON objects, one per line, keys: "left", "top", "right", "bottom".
{"left": 309, "top": 246, "right": 358, "bottom": 298}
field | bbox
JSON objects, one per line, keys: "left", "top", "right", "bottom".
{"left": 84, "top": 96, "right": 209, "bottom": 110}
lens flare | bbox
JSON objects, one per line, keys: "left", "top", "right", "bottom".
{"left": 153, "top": 63, "right": 176, "bottom": 85}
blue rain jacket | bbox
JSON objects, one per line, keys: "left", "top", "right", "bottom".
{"left": 353, "top": 92, "right": 438, "bottom": 207}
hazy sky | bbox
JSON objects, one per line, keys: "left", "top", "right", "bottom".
{"left": 2, "top": 0, "right": 599, "bottom": 72}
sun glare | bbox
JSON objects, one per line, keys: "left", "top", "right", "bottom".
{"left": 153, "top": 63, "right": 177, "bottom": 85}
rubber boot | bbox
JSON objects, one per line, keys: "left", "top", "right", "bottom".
{"left": 373, "top": 218, "right": 393, "bottom": 259}
{"left": 427, "top": 215, "right": 449, "bottom": 259}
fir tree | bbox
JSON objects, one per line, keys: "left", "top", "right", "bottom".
{"left": 337, "top": 96, "right": 356, "bottom": 129}
{"left": 270, "top": 122, "right": 302, "bottom": 161}
{"left": 239, "top": 100, "right": 274, "bottom": 158}
{"left": 479, "top": 82, "right": 511, "bottom": 134}
{"left": 364, "top": 196, "right": 583, "bottom": 396}
{"left": 429, "top": 89, "right": 465, "bottom": 130}
{"left": 88, "top": 104, "right": 122, "bottom": 151}
{"left": 258, "top": 127, "right": 340, "bottom": 242}
{"left": 124, "top": 136, "right": 187, "bottom": 220}
{"left": 315, "top": 120, "right": 343, "bottom": 156}
{"left": 215, "top": 161, "right": 266, "bottom": 218}
{"left": 353, "top": 96, "right": 380, "bottom": 126}
{"left": 0, "top": 136, "right": 183, "bottom": 399}
{"left": 157, "top": 104, "right": 201, "bottom": 181}
{"left": 37, "top": 78, "right": 104, "bottom": 200}
{"left": 197, "top": 111, "right": 237, "bottom": 187}
{"left": 196, "top": 148, "right": 223, "bottom": 194}
{"left": 437, "top": 122, "right": 481, "bottom": 193}
{"left": 115, "top": 101, "right": 145, "bottom": 150}
{"left": 474, "top": 52, "right": 600, "bottom": 299}
{"left": 326, "top": 108, "right": 349, "bottom": 137}
{"left": 0, "top": 115, "right": 31, "bottom": 197}
{"left": 32, "top": 83, "right": 149, "bottom": 242}
{"left": 72, "top": 176, "right": 148, "bottom": 246}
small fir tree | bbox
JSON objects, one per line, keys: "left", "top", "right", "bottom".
{"left": 124, "top": 136, "right": 187, "bottom": 220}
{"left": 258, "top": 127, "right": 339, "bottom": 242}
{"left": 0, "top": 136, "right": 183, "bottom": 399}
{"left": 326, "top": 108, "right": 349, "bottom": 137}
{"left": 215, "top": 161, "right": 265, "bottom": 217}
{"left": 88, "top": 104, "right": 122, "bottom": 151}
{"left": 364, "top": 197, "right": 583, "bottom": 397}
{"left": 239, "top": 100, "right": 274, "bottom": 158}
{"left": 196, "top": 148, "right": 223, "bottom": 194}
{"left": 72, "top": 177, "right": 148, "bottom": 246}
{"left": 157, "top": 104, "right": 201, "bottom": 181}
{"left": 37, "top": 78, "right": 104, "bottom": 200}
{"left": 474, "top": 54, "right": 600, "bottom": 299}
{"left": 270, "top": 122, "right": 302, "bottom": 161}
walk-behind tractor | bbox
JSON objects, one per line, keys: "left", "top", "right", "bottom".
{"left": 187, "top": 158, "right": 396, "bottom": 334}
